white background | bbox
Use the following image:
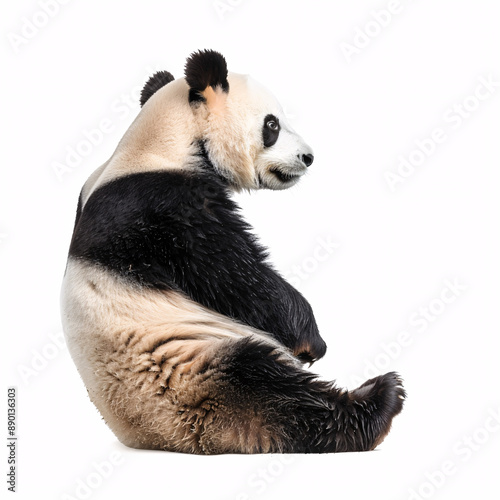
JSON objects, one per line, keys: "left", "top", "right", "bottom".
{"left": 2, "top": 1, "right": 500, "bottom": 499}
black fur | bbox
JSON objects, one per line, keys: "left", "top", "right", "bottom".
{"left": 220, "top": 337, "right": 406, "bottom": 452}
{"left": 140, "top": 71, "right": 175, "bottom": 107}
{"left": 262, "top": 114, "right": 280, "bottom": 148}
{"left": 69, "top": 164, "right": 326, "bottom": 362}
{"left": 184, "top": 50, "right": 229, "bottom": 103}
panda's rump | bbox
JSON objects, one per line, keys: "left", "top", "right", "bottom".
{"left": 61, "top": 258, "right": 293, "bottom": 451}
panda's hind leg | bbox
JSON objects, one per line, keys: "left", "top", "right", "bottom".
{"left": 182, "top": 336, "right": 405, "bottom": 454}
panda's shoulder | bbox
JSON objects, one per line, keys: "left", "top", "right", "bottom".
{"left": 85, "top": 168, "right": 231, "bottom": 215}
{"left": 70, "top": 167, "right": 244, "bottom": 264}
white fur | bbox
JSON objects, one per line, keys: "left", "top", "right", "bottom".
{"left": 82, "top": 73, "right": 313, "bottom": 205}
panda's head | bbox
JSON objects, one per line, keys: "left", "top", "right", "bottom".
{"left": 140, "top": 50, "right": 314, "bottom": 191}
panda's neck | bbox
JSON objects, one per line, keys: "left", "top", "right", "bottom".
{"left": 195, "top": 140, "right": 237, "bottom": 189}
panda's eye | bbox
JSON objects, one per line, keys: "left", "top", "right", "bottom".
{"left": 263, "top": 114, "right": 280, "bottom": 148}
{"left": 266, "top": 120, "right": 279, "bottom": 131}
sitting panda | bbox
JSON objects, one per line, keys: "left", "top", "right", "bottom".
{"left": 61, "top": 49, "right": 405, "bottom": 454}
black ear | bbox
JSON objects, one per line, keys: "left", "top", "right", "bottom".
{"left": 140, "top": 70, "right": 175, "bottom": 107}
{"left": 184, "top": 49, "right": 229, "bottom": 103}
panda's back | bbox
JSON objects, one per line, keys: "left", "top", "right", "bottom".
{"left": 70, "top": 167, "right": 248, "bottom": 287}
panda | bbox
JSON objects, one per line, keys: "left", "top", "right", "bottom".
{"left": 61, "top": 49, "right": 405, "bottom": 454}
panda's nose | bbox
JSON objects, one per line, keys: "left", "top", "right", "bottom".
{"left": 302, "top": 153, "right": 314, "bottom": 167}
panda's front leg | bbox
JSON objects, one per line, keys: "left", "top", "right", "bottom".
{"left": 181, "top": 208, "right": 328, "bottom": 362}
{"left": 178, "top": 201, "right": 328, "bottom": 362}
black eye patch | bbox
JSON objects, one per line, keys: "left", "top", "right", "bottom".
{"left": 262, "top": 114, "right": 280, "bottom": 148}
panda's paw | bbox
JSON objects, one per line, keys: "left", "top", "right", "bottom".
{"left": 350, "top": 371, "right": 406, "bottom": 450}
{"left": 294, "top": 333, "right": 327, "bottom": 365}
